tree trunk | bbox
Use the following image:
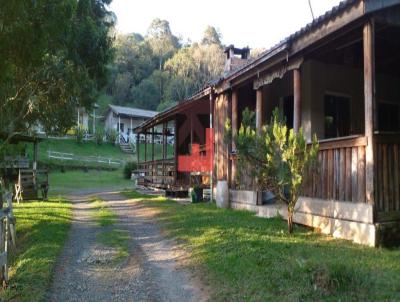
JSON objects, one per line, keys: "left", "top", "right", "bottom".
{"left": 287, "top": 210, "right": 293, "bottom": 233}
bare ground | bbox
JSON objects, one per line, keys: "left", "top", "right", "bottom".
{"left": 47, "top": 190, "right": 207, "bottom": 302}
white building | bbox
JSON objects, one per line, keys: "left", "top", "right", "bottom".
{"left": 104, "top": 105, "right": 158, "bottom": 143}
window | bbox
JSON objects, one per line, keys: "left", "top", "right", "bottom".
{"left": 324, "top": 94, "right": 351, "bottom": 138}
{"left": 282, "top": 95, "right": 294, "bottom": 129}
{"left": 378, "top": 101, "right": 400, "bottom": 132}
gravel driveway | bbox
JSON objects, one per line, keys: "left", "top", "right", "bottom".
{"left": 47, "top": 190, "right": 207, "bottom": 302}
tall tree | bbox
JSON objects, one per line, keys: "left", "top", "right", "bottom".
{"left": 146, "top": 18, "right": 180, "bottom": 70}
{"left": 0, "top": 0, "right": 115, "bottom": 141}
{"left": 201, "top": 26, "right": 222, "bottom": 46}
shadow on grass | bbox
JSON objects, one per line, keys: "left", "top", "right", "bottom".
{"left": 122, "top": 190, "right": 400, "bottom": 301}
{"left": 1, "top": 199, "right": 72, "bottom": 302}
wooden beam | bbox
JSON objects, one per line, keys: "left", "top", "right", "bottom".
{"left": 144, "top": 133, "right": 147, "bottom": 162}
{"left": 174, "top": 120, "right": 178, "bottom": 185}
{"left": 33, "top": 141, "right": 38, "bottom": 170}
{"left": 136, "top": 134, "right": 140, "bottom": 164}
{"left": 293, "top": 68, "right": 302, "bottom": 133}
{"left": 363, "top": 19, "right": 376, "bottom": 206}
{"left": 231, "top": 90, "right": 238, "bottom": 189}
{"left": 256, "top": 88, "right": 264, "bottom": 134}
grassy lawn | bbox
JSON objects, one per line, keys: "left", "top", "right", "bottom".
{"left": 91, "top": 199, "right": 117, "bottom": 226}
{"left": 49, "top": 169, "right": 133, "bottom": 195}
{"left": 26, "top": 138, "right": 135, "bottom": 169}
{"left": 91, "top": 198, "right": 130, "bottom": 262}
{"left": 0, "top": 198, "right": 72, "bottom": 302}
{"left": 123, "top": 191, "right": 400, "bottom": 301}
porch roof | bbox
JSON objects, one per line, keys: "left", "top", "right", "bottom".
{"left": 108, "top": 105, "right": 158, "bottom": 119}
{"left": 134, "top": 87, "right": 212, "bottom": 133}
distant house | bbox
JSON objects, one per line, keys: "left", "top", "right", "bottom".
{"left": 104, "top": 105, "right": 157, "bottom": 143}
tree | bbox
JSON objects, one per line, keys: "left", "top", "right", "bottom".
{"left": 146, "top": 18, "right": 180, "bottom": 70}
{"left": 201, "top": 26, "right": 222, "bottom": 46}
{"left": 0, "top": 0, "right": 114, "bottom": 145}
{"left": 228, "top": 108, "right": 319, "bottom": 233}
{"left": 114, "top": 72, "right": 133, "bottom": 104}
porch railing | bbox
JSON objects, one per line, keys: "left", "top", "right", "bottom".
{"left": 302, "top": 135, "right": 367, "bottom": 203}
{"left": 374, "top": 133, "right": 400, "bottom": 219}
{"left": 138, "top": 159, "right": 176, "bottom": 188}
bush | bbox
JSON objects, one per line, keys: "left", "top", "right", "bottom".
{"left": 95, "top": 129, "right": 104, "bottom": 145}
{"left": 107, "top": 129, "right": 118, "bottom": 145}
{"left": 123, "top": 161, "right": 137, "bottom": 179}
{"left": 75, "top": 126, "right": 85, "bottom": 144}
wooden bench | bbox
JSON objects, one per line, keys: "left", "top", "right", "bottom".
{"left": 14, "top": 169, "right": 49, "bottom": 203}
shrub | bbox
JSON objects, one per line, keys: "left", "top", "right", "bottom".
{"left": 75, "top": 126, "right": 85, "bottom": 144}
{"left": 107, "top": 129, "right": 118, "bottom": 145}
{"left": 123, "top": 161, "right": 137, "bottom": 179}
{"left": 95, "top": 129, "right": 104, "bottom": 145}
{"left": 226, "top": 108, "right": 319, "bottom": 233}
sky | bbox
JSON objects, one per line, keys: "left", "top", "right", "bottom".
{"left": 109, "top": 0, "right": 342, "bottom": 50}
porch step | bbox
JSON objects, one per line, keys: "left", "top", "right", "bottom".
{"left": 120, "top": 143, "right": 134, "bottom": 154}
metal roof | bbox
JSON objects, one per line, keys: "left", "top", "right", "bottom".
{"left": 108, "top": 105, "right": 158, "bottom": 118}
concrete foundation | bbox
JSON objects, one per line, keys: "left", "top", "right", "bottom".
{"left": 230, "top": 190, "right": 378, "bottom": 246}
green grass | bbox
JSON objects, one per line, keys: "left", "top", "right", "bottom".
{"left": 91, "top": 197, "right": 130, "bottom": 262}
{"left": 97, "top": 229, "right": 130, "bottom": 261}
{"left": 26, "top": 138, "right": 135, "bottom": 169}
{"left": 123, "top": 191, "right": 400, "bottom": 301}
{"left": 91, "top": 199, "right": 117, "bottom": 226}
{"left": 0, "top": 198, "right": 72, "bottom": 302}
{"left": 49, "top": 169, "right": 133, "bottom": 195}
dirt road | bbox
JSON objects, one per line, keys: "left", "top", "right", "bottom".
{"left": 47, "top": 190, "right": 206, "bottom": 302}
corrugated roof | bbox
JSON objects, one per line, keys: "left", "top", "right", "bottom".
{"left": 109, "top": 105, "right": 158, "bottom": 118}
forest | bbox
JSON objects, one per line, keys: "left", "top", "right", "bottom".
{"left": 104, "top": 19, "right": 227, "bottom": 111}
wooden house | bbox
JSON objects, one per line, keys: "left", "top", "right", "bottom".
{"left": 104, "top": 105, "right": 157, "bottom": 143}
{"left": 135, "top": 0, "right": 400, "bottom": 246}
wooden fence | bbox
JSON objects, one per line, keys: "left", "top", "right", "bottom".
{"left": 302, "top": 135, "right": 367, "bottom": 202}
{"left": 47, "top": 151, "right": 124, "bottom": 166}
{"left": 0, "top": 188, "right": 16, "bottom": 287}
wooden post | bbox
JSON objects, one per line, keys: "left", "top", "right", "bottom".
{"left": 152, "top": 127, "right": 155, "bottom": 184}
{"left": 210, "top": 91, "right": 214, "bottom": 202}
{"left": 256, "top": 88, "right": 264, "bottom": 134}
{"left": 118, "top": 115, "right": 121, "bottom": 144}
{"left": 255, "top": 87, "right": 264, "bottom": 204}
{"left": 33, "top": 141, "right": 38, "bottom": 171}
{"left": 130, "top": 118, "right": 133, "bottom": 142}
{"left": 231, "top": 90, "right": 238, "bottom": 188}
{"left": 293, "top": 68, "right": 302, "bottom": 132}
{"left": 144, "top": 133, "right": 147, "bottom": 162}
{"left": 363, "top": 19, "right": 375, "bottom": 205}
{"left": 174, "top": 119, "right": 178, "bottom": 185}
{"left": 136, "top": 133, "right": 140, "bottom": 165}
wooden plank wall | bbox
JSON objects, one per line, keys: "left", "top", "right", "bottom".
{"left": 302, "top": 136, "right": 367, "bottom": 203}
{"left": 375, "top": 134, "right": 400, "bottom": 213}
{"left": 230, "top": 158, "right": 254, "bottom": 190}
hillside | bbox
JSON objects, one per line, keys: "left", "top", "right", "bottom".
{"left": 27, "top": 138, "right": 135, "bottom": 170}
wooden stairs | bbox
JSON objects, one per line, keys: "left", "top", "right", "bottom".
{"left": 120, "top": 142, "right": 134, "bottom": 154}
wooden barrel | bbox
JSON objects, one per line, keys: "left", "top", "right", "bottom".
{"left": 216, "top": 180, "right": 229, "bottom": 208}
